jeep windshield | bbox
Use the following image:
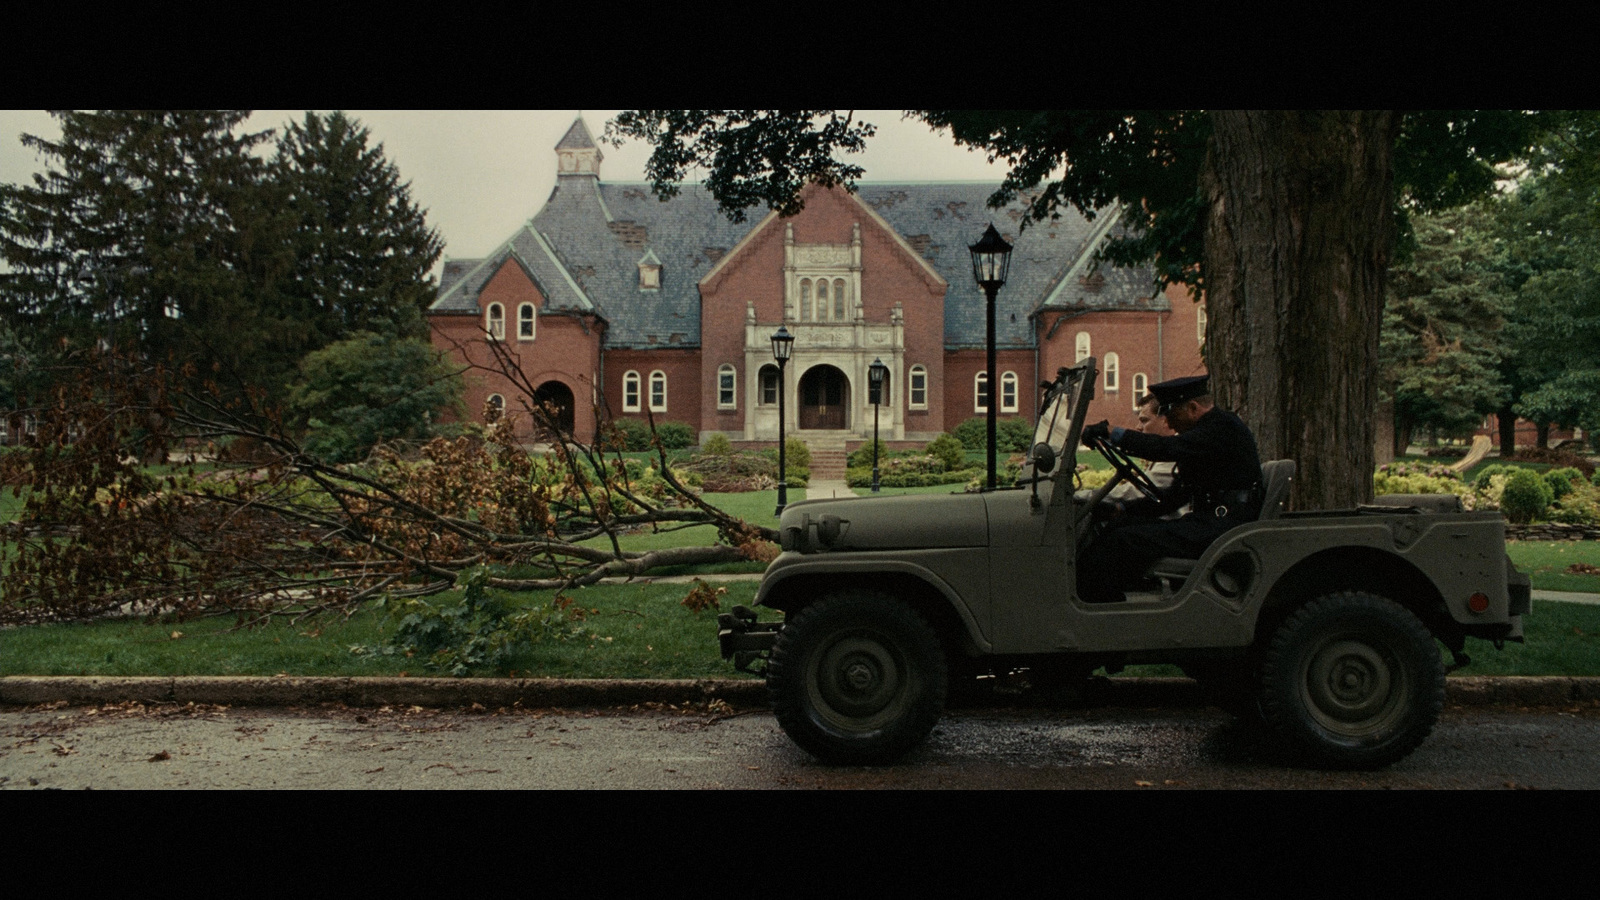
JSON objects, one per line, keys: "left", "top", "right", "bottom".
{"left": 1030, "top": 359, "right": 1097, "bottom": 470}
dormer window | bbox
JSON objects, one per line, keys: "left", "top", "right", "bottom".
{"left": 638, "top": 249, "right": 662, "bottom": 291}
{"left": 486, "top": 303, "right": 505, "bottom": 340}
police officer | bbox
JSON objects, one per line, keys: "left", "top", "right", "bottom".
{"left": 1076, "top": 375, "right": 1262, "bottom": 604}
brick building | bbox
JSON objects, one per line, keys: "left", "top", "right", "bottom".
{"left": 428, "top": 119, "right": 1206, "bottom": 448}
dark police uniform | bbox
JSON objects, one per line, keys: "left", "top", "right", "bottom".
{"left": 1077, "top": 377, "right": 1262, "bottom": 604}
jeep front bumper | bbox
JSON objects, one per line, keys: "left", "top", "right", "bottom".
{"left": 717, "top": 605, "right": 782, "bottom": 674}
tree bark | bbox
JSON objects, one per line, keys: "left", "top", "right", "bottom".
{"left": 1201, "top": 111, "right": 1401, "bottom": 510}
{"left": 1497, "top": 405, "right": 1516, "bottom": 455}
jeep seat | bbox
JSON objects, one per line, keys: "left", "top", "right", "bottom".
{"left": 1143, "top": 460, "right": 1296, "bottom": 594}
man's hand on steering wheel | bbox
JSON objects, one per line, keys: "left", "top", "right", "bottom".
{"left": 1083, "top": 422, "right": 1163, "bottom": 503}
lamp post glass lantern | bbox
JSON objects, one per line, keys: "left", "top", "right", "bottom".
{"left": 968, "top": 224, "right": 1013, "bottom": 491}
{"left": 771, "top": 326, "right": 794, "bottom": 515}
{"left": 869, "top": 357, "right": 887, "bottom": 493}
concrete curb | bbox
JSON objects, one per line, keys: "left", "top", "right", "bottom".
{"left": 3, "top": 674, "right": 1597, "bottom": 711}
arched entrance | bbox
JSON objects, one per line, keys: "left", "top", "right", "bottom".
{"left": 531, "top": 380, "right": 576, "bottom": 436}
{"left": 798, "top": 365, "right": 849, "bottom": 430}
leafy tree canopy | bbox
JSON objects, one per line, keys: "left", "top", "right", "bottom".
{"left": 285, "top": 331, "right": 462, "bottom": 463}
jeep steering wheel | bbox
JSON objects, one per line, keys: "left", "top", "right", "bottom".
{"left": 1087, "top": 435, "right": 1164, "bottom": 503}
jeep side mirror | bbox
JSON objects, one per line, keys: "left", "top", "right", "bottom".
{"left": 1030, "top": 442, "right": 1057, "bottom": 475}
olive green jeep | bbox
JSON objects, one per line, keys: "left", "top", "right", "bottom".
{"left": 719, "top": 359, "right": 1529, "bottom": 769}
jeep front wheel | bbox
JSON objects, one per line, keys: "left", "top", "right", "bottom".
{"left": 1260, "top": 591, "right": 1444, "bottom": 770}
{"left": 767, "top": 591, "right": 947, "bottom": 765}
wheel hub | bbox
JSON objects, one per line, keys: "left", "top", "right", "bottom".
{"left": 1305, "top": 639, "right": 1399, "bottom": 729}
{"left": 812, "top": 634, "right": 905, "bottom": 723}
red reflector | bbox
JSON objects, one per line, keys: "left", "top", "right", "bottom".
{"left": 1468, "top": 592, "right": 1490, "bottom": 614}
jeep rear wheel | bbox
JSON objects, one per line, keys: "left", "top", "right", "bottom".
{"left": 1260, "top": 591, "right": 1444, "bottom": 770}
{"left": 768, "top": 591, "right": 947, "bottom": 765}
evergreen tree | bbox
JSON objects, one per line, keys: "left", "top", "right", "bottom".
{"left": 1379, "top": 203, "right": 1508, "bottom": 452}
{"left": 269, "top": 110, "right": 443, "bottom": 350}
{"left": 0, "top": 111, "right": 278, "bottom": 384}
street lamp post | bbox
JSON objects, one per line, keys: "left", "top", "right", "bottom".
{"left": 969, "top": 224, "right": 1014, "bottom": 492}
{"left": 771, "top": 326, "right": 794, "bottom": 516}
{"left": 869, "top": 357, "right": 887, "bottom": 493}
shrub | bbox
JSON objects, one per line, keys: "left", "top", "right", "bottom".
{"left": 925, "top": 434, "right": 966, "bottom": 471}
{"left": 655, "top": 421, "right": 695, "bottom": 450}
{"left": 1546, "top": 467, "right": 1583, "bottom": 499}
{"left": 783, "top": 436, "right": 810, "bottom": 470}
{"left": 1373, "top": 462, "right": 1469, "bottom": 498}
{"left": 953, "top": 416, "right": 1033, "bottom": 452}
{"left": 1474, "top": 464, "right": 1508, "bottom": 491}
{"left": 603, "top": 417, "right": 652, "bottom": 452}
{"left": 701, "top": 432, "right": 733, "bottom": 456}
{"left": 1500, "top": 468, "right": 1555, "bottom": 524}
{"left": 848, "top": 439, "right": 890, "bottom": 469}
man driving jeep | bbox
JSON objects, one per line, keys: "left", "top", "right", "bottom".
{"left": 1076, "top": 375, "right": 1262, "bottom": 604}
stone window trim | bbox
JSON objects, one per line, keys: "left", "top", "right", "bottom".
{"left": 623, "top": 370, "right": 642, "bottom": 412}
{"left": 718, "top": 364, "right": 737, "bottom": 410}
{"left": 909, "top": 365, "right": 928, "bottom": 410}
{"left": 759, "top": 364, "right": 780, "bottom": 406}
{"left": 649, "top": 370, "right": 668, "bottom": 413}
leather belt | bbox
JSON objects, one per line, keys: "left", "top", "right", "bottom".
{"left": 1200, "top": 487, "right": 1261, "bottom": 519}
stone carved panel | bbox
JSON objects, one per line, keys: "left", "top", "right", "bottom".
{"left": 793, "top": 245, "right": 852, "bottom": 269}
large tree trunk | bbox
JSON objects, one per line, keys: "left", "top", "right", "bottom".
{"left": 1201, "top": 111, "right": 1401, "bottom": 511}
{"left": 1497, "top": 405, "right": 1516, "bottom": 455}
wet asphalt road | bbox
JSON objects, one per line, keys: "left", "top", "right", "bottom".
{"left": 4, "top": 701, "right": 1598, "bottom": 789}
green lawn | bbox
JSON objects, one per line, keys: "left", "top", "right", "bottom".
{"left": 1507, "top": 540, "right": 1600, "bottom": 593}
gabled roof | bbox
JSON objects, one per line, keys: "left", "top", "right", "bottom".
{"left": 555, "top": 118, "right": 597, "bottom": 150}
{"left": 431, "top": 222, "right": 599, "bottom": 317}
{"left": 433, "top": 174, "right": 1165, "bottom": 349}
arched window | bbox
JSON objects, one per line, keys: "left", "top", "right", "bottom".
{"left": 1001, "top": 371, "right": 1019, "bottom": 413}
{"left": 816, "top": 280, "right": 830, "bottom": 322}
{"left": 1104, "top": 352, "right": 1120, "bottom": 392}
{"left": 800, "top": 280, "right": 812, "bottom": 321}
{"left": 718, "top": 364, "right": 737, "bottom": 409}
{"left": 1075, "top": 331, "right": 1091, "bottom": 363}
{"left": 974, "top": 372, "right": 990, "bottom": 413}
{"left": 1197, "top": 303, "right": 1207, "bottom": 345}
{"left": 649, "top": 370, "right": 668, "bottom": 413}
{"left": 1132, "top": 372, "right": 1149, "bottom": 409}
{"left": 623, "top": 371, "right": 641, "bottom": 412}
{"left": 518, "top": 303, "right": 536, "bottom": 340}
{"left": 759, "top": 364, "right": 780, "bottom": 405}
{"left": 486, "top": 394, "right": 505, "bottom": 421}
{"left": 486, "top": 303, "right": 505, "bottom": 340}
{"left": 833, "top": 278, "right": 847, "bottom": 320}
{"left": 909, "top": 365, "right": 928, "bottom": 409}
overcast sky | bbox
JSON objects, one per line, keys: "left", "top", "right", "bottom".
{"left": 0, "top": 110, "right": 1013, "bottom": 278}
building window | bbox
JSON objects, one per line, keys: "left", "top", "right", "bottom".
{"left": 0, "top": 417, "right": 8, "bottom": 443}
{"left": 1132, "top": 372, "right": 1149, "bottom": 409}
{"left": 718, "top": 364, "right": 737, "bottom": 409}
{"left": 1197, "top": 303, "right": 1207, "bottom": 346}
{"left": 1075, "top": 331, "right": 1091, "bottom": 363}
{"left": 649, "top": 370, "right": 667, "bottom": 413}
{"left": 759, "top": 365, "right": 780, "bottom": 405}
{"left": 815, "top": 279, "right": 830, "bottom": 321}
{"left": 518, "top": 303, "right": 536, "bottom": 340}
{"left": 638, "top": 249, "right": 662, "bottom": 290}
{"left": 800, "top": 280, "right": 812, "bottom": 321}
{"left": 486, "top": 394, "right": 505, "bottom": 420}
{"left": 1001, "top": 371, "right": 1018, "bottom": 413}
{"left": 1104, "top": 352, "right": 1119, "bottom": 392}
{"left": 833, "top": 278, "right": 847, "bottom": 320}
{"left": 486, "top": 303, "right": 505, "bottom": 340}
{"left": 623, "top": 371, "right": 641, "bottom": 412}
{"left": 909, "top": 365, "right": 927, "bottom": 409}
{"left": 975, "top": 372, "right": 990, "bottom": 413}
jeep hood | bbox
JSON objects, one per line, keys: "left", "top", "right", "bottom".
{"left": 778, "top": 492, "right": 989, "bottom": 553}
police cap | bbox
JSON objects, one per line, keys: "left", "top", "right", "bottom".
{"left": 1149, "top": 375, "right": 1209, "bottom": 413}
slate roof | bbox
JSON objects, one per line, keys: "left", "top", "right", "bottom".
{"left": 430, "top": 157, "right": 1167, "bottom": 350}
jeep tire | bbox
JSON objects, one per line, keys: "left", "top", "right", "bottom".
{"left": 1260, "top": 591, "right": 1444, "bottom": 770}
{"left": 768, "top": 590, "right": 947, "bottom": 765}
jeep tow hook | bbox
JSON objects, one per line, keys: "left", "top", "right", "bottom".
{"left": 718, "top": 605, "right": 782, "bottom": 674}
